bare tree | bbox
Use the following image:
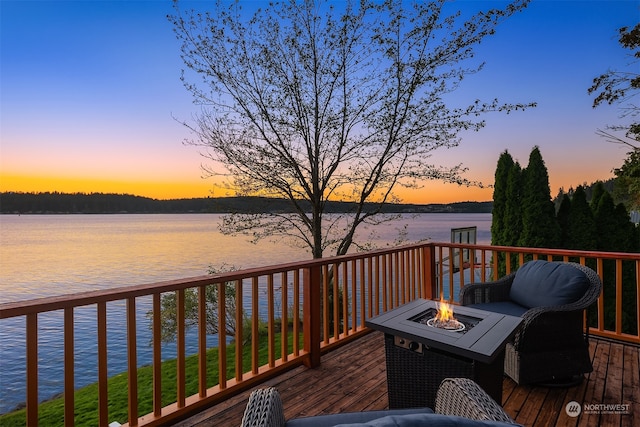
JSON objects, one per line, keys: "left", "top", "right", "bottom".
{"left": 589, "top": 23, "right": 640, "bottom": 150}
{"left": 171, "top": 0, "right": 534, "bottom": 258}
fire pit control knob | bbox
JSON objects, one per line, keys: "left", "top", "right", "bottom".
{"left": 409, "top": 341, "right": 420, "bottom": 351}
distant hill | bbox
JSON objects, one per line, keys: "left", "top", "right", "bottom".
{"left": 0, "top": 192, "right": 492, "bottom": 214}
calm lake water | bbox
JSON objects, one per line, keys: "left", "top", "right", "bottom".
{"left": 0, "top": 213, "right": 491, "bottom": 414}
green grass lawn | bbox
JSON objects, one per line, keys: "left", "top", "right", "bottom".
{"left": 0, "top": 333, "right": 296, "bottom": 426}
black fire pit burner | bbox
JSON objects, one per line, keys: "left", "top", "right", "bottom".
{"left": 409, "top": 308, "right": 481, "bottom": 335}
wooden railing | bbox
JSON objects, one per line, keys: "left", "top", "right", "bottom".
{"left": 0, "top": 243, "right": 638, "bottom": 426}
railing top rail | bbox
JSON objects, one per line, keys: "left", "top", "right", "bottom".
{"left": 0, "top": 242, "right": 429, "bottom": 318}
{"left": 439, "top": 242, "right": 640, "bottom": 261}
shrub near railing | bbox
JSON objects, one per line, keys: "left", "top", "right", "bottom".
{"left": 0, "top": 243, "right": 637, "bottom": 426}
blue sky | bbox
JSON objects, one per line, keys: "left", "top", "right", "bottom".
{"left": 1, "top": 0, "right": 638, "bottom": 203}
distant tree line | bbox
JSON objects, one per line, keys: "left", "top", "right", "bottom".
{"left": 491, "top": 146, "right": 639, "bottom": 335}
{"left": 0, "top": 192, "right": 215, "bottom": 214}
{"left": 0, "top": 192, "right": 492, "bottom": 215}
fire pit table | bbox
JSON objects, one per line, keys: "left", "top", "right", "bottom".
{"left": 366, "top": 298, "right": 522, "bottom": 409}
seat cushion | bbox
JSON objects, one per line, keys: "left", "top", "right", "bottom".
{"left": 467, "top": 301, "right": 529, "bottom": 317}
{"left": 509, "top": 261, "right": 589, "bottom": 309}
{"left": 333, "top": 413, "right": 520, "bottom": 426}
{"left": 285, "top": 408, "right": 434, "bottom": 427}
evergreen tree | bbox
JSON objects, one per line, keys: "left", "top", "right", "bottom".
{"left": 501, "top": 161, "right": 524, "bottom": 273}
{"left": 502, "top": 162, "right": 523, "bottom": 246}
{"left": 566, "top": 186, "right": 597, "bottom": 250}
{"left": 491, "top": 151, "right": 514, "bottom": 245}
{"left": 613, "top": 203, "right": 640, "bottom": 252}
{"left": 590, "top": 181, "right": 607, "bottom": 211}
{"left": 593, "top": 191, "right": 618, "bottom": 251}
{"left": 518, "top": 146, "right": 561, "bottom": 248}
{"left": 556, "top": 194, "right": 571, "bottom": 248}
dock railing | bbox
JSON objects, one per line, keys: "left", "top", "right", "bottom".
{"left": 0, "top": 242, "right": 638, "bottom": 426}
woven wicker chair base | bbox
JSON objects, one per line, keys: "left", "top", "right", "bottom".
{"left": 504, "top": 342, "right": 592, "bottom": 386}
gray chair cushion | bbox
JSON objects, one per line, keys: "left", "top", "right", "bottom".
{"left": 467, "top": 301, "right": 529, "bottom": 317}
{"left": 285, "top": 408, "right": 434, "bottom": 427}
{"left": 509, "top": 261, "right": 589, "bottom": 309}
{"left": 333, "top": 413, "right": 519, "bottom": 426}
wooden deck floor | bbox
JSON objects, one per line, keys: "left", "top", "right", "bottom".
{"left": 176, "top": 332, "right": 639, "bottom": 427}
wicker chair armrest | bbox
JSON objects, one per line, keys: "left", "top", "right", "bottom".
{"left": 435, "top": 378, "right": 516, "bottom": 423}
{"left": 513, "top": 306, "right": 587, "bottom": 351}
{"left": 240, "top": 387, "right": 286, "bottom": 427}
{"left": 459, "top": 273, "right": 515, "bottom": 305}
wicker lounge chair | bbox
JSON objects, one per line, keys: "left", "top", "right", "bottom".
{"left": 240, "top": 378, "right": 519, "bottom": 426}
{"left": 459, "top": 260, "right": 602, "bottom": 385}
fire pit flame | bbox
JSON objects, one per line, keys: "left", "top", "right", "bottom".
{"left": 426, "top": 298, "right": 465, "bottom": 332}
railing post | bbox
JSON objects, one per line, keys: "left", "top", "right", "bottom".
{"left": 303, "top": 266, "right": 321, "bottom": 368}
{"left": 422, "top": 244, "right": 437, "bottom": 300}
{"left": 26, "top": 313, "right": 38, "bottom": 427}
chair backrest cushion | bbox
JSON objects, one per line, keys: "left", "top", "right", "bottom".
{"left": 509, "top": 261, "right": 590, "bottom": 309}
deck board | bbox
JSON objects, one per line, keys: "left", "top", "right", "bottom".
{"left": 174, "top": 332, "right": 639, "bottom": 427}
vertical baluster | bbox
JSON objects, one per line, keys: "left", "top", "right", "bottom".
{"left": 448, "top": 248, "right": 455, "bottom": 303}
{"left": 252, "top": 277, "right": 259, "bottom": 374}
{"left": 390, "top": 254, "right": 396, "bottom": 308}
{"left": 97, "top": 302, "right": 108, "bottom": 426}
{"left": 342, "top": 262, "right": 348, "bottom": 336}
{"left": 359, "top": 259, "right": 365, "bottom": 329}
{"left": 399, "top": 251, "right": 406, "bottom": 304}
{"left": 438, "top": 246, "right": 445, "bottom": 298}
{"left": 127, "top": 297, "right": 138, "bottom": 426}
{"left": 293, "top": 270, "right": 300, "bottom": 356}
{"left": 218, "top": 282, "right": 227, "bottom": 389}
{"left": 616, "top": 259, "right": 623, "bottom": 335}
{"left": 597, "top": 258, "right": 605, "bottom": 331}
{"left": 322, "top": 265, "right": 329, "bottom": 344}
{"left": 367, "top": 257, "right": 374, "bottom": 317}
{"left": 235, "top": 279, "right": 244, "bottom": 381}
{"left": 381, "top": 255, "right": 387, "bottom": 311}
{"left": 26, "top": 313, "right": 38, "bottom": 427}
{"left": 197, "top": 286, "right": 207, "bottom": 397}
{"left": 281, "top": 272, "right": 288, "bottom": 362}
{"left": 410, "top": 249, "right": 416, "bottom": 300}
{"left": 267, "top": 274, "right": 275, "bottom": 367}
{"left": 351, "top": 260, "right": 357, "bottom": 332}
{"left": 64, "top": 307, "right": 74, "bottom": 426}
{"left": 152, "top": 293, "right": 162, "bottom": 416}
{"left": 406, "top": 250, "right": 412, "bottom": 301}
{"left": 176, "top": 289, "right": 185, "bottom": 407}
{"left": 457, "top": 249, "right": 464, "bottom": 298}
{"left": 333, "top": 263, "right": 340, "bottom": 339}
{"left": 393, "top": 252, "right": 400, "bottom": 306}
